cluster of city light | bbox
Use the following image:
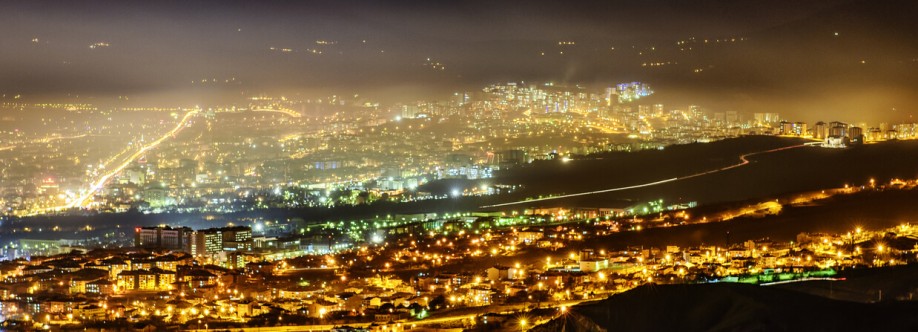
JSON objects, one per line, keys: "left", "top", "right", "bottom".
{"left": 55, "top": 109, "right": 200, "bottom": 211}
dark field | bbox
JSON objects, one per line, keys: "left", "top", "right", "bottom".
{"left": 485, "top": 137, "right": 918, "bottom": 209}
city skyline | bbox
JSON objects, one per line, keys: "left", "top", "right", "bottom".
{"left": 1, "top": 1, "right": 918, "bottom": 331}
{"left": 2, "top": 79, "right": 913, "bottom": 218}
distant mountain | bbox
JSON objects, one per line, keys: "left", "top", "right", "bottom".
{"left": 754, "top": 0, "right": 918, "bottom": 48}
{"left": 634, "top": 0, "right": 918, "bottom": 122}
{"left": 532, "top": 283, "right": 918, "bottom": 332}
{"left": 702, "top": 0, "right": 918, "bottom": 85}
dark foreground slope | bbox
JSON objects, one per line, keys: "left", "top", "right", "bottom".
{"left": 774, "top": 265, "right": 918, "bottom": 303}
{"left": 532, "top": 283, "right": 918, "bottom": 332}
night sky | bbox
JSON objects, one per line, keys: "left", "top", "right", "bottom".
{"left": 1, "top": 0, "right": 916, "bottom": 122}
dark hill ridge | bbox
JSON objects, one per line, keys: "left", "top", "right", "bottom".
{"left": 774, "top": 265, "right": 918, "bottom": 303}
{"left": 498, "top": 135, "right": 808, "bottom": 198}
{"left": 532, "top": 283, "right": 918, "bottom": 332}
{"left": 657, "top": 0, "right": 918, "bottom": 123}
{"left": 567, "top": 187, "right": 918, "bottom": 251}
{"left": 488, "top": 137, "right": 918, "bottom": 209}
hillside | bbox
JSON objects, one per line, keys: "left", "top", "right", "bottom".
{"left": 532, "top": 283, "right": 918, "bottom": 332}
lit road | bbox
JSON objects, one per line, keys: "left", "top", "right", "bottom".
{"left": 0, "top": 133, "right": 89, "bottom": 151}
{"left": 57, "top": 109, "right": 200, "bottom": 210}
{"left": 586, "top": 124, "right": 628, "bottom": 134}
{"left": 181, "top": 294, "right": 612, "bottom": 332}
{"left": 482, "top": 144, "right": 807, "bottom": 208}
{"left": 252, "top": 108, "right": 302, "bottom": 118}
{"left": 761, "top": 277, "right": 846, "bottom": 286}
{"left": 184, "top": 324, "right": 369, "bottom": 332}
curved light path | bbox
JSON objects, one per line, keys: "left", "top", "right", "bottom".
{"left": 251, "top": 108, "right": 301, "bottom": 118}
{"left": 59, "top": 109, "right": 200, "bottom": 210}
{"left": 0, "top": 134, "right": 89, "bottom": 151}
{"left": 760, "top": 277, "right": 846, "bottom": 286}
{"left": 481, "top": 143, "right": 807, "bottom": 208}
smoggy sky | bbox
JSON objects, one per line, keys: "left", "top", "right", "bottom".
{"left": 1, "top": 0, "right": 915, "bottom": 122}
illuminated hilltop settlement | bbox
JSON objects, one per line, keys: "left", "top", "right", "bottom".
{"left": 0, "top": 1, "right": 917, "bottom": 331}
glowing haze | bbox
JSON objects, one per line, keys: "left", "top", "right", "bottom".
{"left": 0, "top": 0, "right": 916, "bottom": 122}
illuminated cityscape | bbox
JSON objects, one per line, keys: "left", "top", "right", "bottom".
{"left": 0, "top": 82, "right": 754, "bottom": 216}
{"left": 5, "top": 88, "right": 918, "bottom": 217}
{"left": 1, "top": 1, "right": 917, "bottom": 331}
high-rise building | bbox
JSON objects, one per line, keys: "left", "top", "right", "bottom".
{"left": 222, "top": 226, "right": 254, "bottom": 251}
{"left": 778, "top": 121, "right": 808, "bottom": 136}
{"left": 400, "top": 104, "right": 419, "bottom": 119}
{"left": 135, "top": 226, "right": 194, "bottom": 252}
{"left": 193, "top": 229, "right": 223, "bottom": 256}
{"left": 725, "top": 111, "right": 738, "bottom": 125}
{"left": 753, "top": 113, "right": 780, "bottom": 124}
{"left": 813, "top": 121, "right": 828, "bottom": 139}
{"left": 450, "top": 92, "right": 470, "bottom": 107}
{"left": 493, "top": 150, "right": 527, "bottom": 166}
{"left": 192, "top": 226, "right": 253, "bottom": 256}
{"left": 849, "top": 126, "right": 864, "bottom": 144}
{"left": 779, "top": 121, "right": 792, "bottom": 135}
{"left": 638, "top": 105, "right": 651, "bottom": 116}
{"left": 893, "top": 123, "right": 917, "bottom": 139}
{"left": 867, "top": 128, "right": 883, "bottom": 142}
{"left": 615, "top": 82, "right": 653, "bottom": 103}
{"left": 123, "top": 167, "right": 146, "bottom": 185}
{"left": 886, "top": 129, "right": 899, "bottom": 140}
{"left": 604, "top": 87, "right": 615, "bottom": 106}
{"left": 792, "top": 122, "right": 808, "bottom": 137}
{"left": 828, "top": 121, "right": 848, "bottom": 138}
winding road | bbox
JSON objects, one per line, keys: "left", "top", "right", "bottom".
{"left": 252, "top": 108, "right": 302, "bottom": 118}
{"left": 481, "top": 143, "right": 808, "bottom": 208}
{"left": 0, "top": 133, "right": 89, "bottom": 151}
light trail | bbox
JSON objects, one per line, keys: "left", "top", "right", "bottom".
{"left": 181, "top": 293, "right": 614, "bottom": 332}
{"left": 586, "top": 124, "right": 628, "bottom": 134}
{"left": 252, "top": 108, "right": 301, "bottom": 118}
{"left": 98, "top": 144, "right": 135, "bottom": 170}
{"left": 35, "top": 133, "right": 89, "bottom": 143}
{"left": 760, "top": 277, "right": 846, "bottom": 286}
{"left": 61, "top": 109, "right": 200, "bottom": 210}
{"left": 481, "top": 144, "right": 807, "bottom": 208}
{"left": 0, "top": 133, "right": 89, "bottom": 151}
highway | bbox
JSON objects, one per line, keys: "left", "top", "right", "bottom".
{"left": 252, "top": 108, "right": 302, "bottom": 118}
{"left": 0, "top": 133, "right": 89, "bottom": 151}
{"left": 482, "top": 144, "right": 807, "bottom": 208}
{"left": 760, "top": 277, "right": 846, "bottom": 286}
{"left": 56, "top": 109, "right": 200, "bottom": 210}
